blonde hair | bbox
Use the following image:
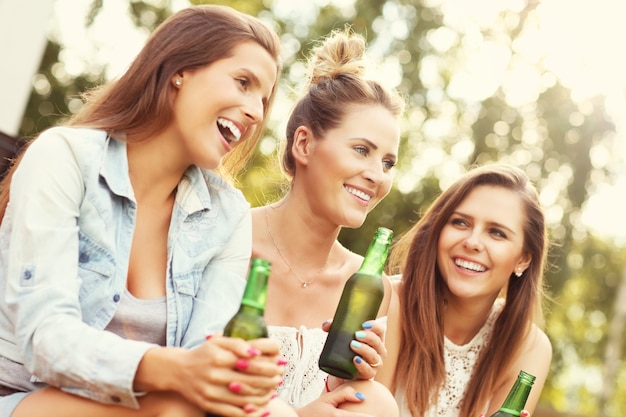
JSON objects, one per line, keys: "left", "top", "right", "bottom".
{"left": 281, "top": 27, "right": 404, "bottom": 179}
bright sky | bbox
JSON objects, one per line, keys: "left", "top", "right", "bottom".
{"left": 49, "top": 0, "right": 626, "bottom": 245}
{"left": 536, "top": 0, "right": 626, "bottom": 246}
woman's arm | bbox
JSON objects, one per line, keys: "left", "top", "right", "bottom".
{"left": 485, "top": 325, "right": 552, "bottom": 416}
{"left": 182, "top": 209, "right": 252, "bottom": 348}
{"left": 3, "top": 131, "right": 156, "bottom": 407}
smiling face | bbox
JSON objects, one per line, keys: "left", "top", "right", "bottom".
{"left": 169, "top": 41, "right": 277, "bottom": 170}
{"left": 436, "top": 185, "right": 532, "bottom": 303}
{"left": 295, "top": 104, "right": 400, "bottom": 228}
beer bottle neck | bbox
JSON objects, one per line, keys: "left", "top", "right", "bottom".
{"left": 240, "top": 260, "right": 270, "bottom": 312}
{"left": 357, "top": 227, "right": 393, "bottom": 276}
{"left": 498, "top": 371, "right": 535, "bottom": 416}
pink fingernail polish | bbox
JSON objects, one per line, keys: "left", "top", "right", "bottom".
{"left": 228, "top": 382, "right": 242, "bottom": 393}
{"left": 205, "top": 334, "right": 213, "bottom": 340}
{"left": 277, "top": 358, "right": 288, "bottom": 365}
{"left": 247, "top": 347, "right": 261, "bottom": 356}
{"left": 243, "top": 404, "right": 256, "bottom": 413}
{"left": 271, "top": 392, "right": 278, "bottom": 399}
{"left": 261, "top": 412, "right": 271, "bottom": 417}
{"left": 235, "top": 359, "right": 249, "bottom": 370}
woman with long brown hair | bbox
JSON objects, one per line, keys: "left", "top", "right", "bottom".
{"left": 377, "top": 164, "right": 552, "bottom": 417}
{"left": 0, "top": 5, "right": 292, "bottom": 417}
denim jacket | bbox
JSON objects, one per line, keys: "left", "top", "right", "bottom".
{"left": 0, "top": 126, "right": 251, "bottom": 408}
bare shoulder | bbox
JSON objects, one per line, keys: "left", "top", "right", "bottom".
{"left": 250, "top": 206, "right": 264, "bottom": 221}
{"left": 523, "top": 324, "right": 552, "bottom": 359}
{"left": 508, "top": 324, "right": 552, "bottom": 382}
{"left": 250, "top": 206, "right": 263, "bottom": 229}
{"left": 250, "top": 206, "right": 271, "bottom": 258}
{"left": 488, "top": 324, "right": 552, "bottom": 415}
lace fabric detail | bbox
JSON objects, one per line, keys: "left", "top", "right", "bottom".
{"left": 269, "top": 316, "right": 388, "bottom": 408}
{"left": 397, "top": 298, "right": 504, "bottom": 417}
{"left": 268, "top": 325, "right": 328, "bottom": 408}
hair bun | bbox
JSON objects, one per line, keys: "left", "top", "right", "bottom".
{"left": 307, "top": 27, "right": 367, "bottom": 87}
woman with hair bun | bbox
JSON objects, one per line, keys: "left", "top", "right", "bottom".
{"left": 251, "top": 28, "right": 404, "bottom": 417}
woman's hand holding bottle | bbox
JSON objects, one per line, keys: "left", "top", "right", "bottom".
{"left": 321, "top": 318, "right": 387, "bottom": 384}
{"left": 132, "top": 335, "right": 282, "bottom": 416}
{"left": 169, "top": 335, "right": 285, "bottom": 416}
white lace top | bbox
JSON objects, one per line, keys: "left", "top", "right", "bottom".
{"left": 396, "top": 298, "right": 504, "bottom": 417}
{"left": 268, "top": 316, "right": 389, "bottom": 408}
{"left": 268, "top": 325, "right": 328, "bottom": 407}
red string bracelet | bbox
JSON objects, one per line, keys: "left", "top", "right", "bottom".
{"left": 324, "top": 376, "right": 331, "bottom": 392}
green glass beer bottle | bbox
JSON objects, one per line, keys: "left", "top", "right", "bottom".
{"left": 223, "top": 257, "right": 271, "bottom": 340}
{"left": 205, "top": 259, "right": 271, "bottom": 417}
{"left": 489, "top": 370, "right": 536, "bottom": 417}
{"left": 318, "top": 227, "right": 393, "bottom": 379}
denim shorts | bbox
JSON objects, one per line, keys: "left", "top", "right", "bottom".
{"left": 0, "top": 387, "right": 30, "bottom": 417}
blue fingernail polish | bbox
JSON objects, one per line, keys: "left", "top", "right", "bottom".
{"left": 355, "top": 356, "right": 363, "bottom": 364}
{"left": 355, "top": 330, "right": 366, "bottom": 339}
{"left": 355, "top": 392, "right": 366, "bottom": 400}
{"left": 362, "top": 322, "right": 373, "bottom": 329}
{"left": 351, "top": 340, "right": 362, "bottom": 349}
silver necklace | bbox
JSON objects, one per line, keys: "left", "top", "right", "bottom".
{"left": 265, "top": 209, "right": 327, "bottom": 288}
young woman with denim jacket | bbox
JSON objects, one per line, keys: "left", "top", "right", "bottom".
{"left": 0, "top": 5, "right": 294, "bottom": 417}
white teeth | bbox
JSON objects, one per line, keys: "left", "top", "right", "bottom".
{"left": 217, "top": 118, "right": 242, "bottom": 142}
{"left": 345, "top": 186, "right": 371, "bottom": 202}
{"left": 455, "top": 259, "right": 486, "bottom": 272}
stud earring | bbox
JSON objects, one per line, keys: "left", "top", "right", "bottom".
{"left": 174, "top": 78, "right": 182, "bottom": 87}
{"left": 515, "top": 269, "right": 523, "bottom": 278}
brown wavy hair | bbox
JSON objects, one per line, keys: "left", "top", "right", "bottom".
{"left": 280, "top": 27, "right": 405, "bottom": 179}
{"left": 388, "top": 164, "right": 548, "bottom": 416}
{"left": 0, "top": 5, "right": 281, "bottom": 219}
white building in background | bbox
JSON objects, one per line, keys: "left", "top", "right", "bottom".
{"left": 0, "top": 0, "right": 56, "bottom": 136}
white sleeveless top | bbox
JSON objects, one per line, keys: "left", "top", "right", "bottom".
{"left": 268, "top": 325, "right": 328, "bottom": 407}
{"left": 268, "top": 316, "right": 388, "bottom": 408}
{"left": 396, "top": 298, "right": 504, "bottom": 417}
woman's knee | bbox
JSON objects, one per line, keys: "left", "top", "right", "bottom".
{"left": 141, "top": 392, "right": 203, "bottom": 417}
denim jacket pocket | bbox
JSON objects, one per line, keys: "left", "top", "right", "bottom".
{"left": 173, "top": 272, "right": 199, "bottom": 297}
{"left": 77, "top": 233, "right": 116, "bottom": 308}
{"left": 77, "top": 232, "right": 116, "bottom": 277}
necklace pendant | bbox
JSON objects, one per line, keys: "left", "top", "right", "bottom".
{"left": 302, "top": 282, "right": 308, "bottom": 288}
